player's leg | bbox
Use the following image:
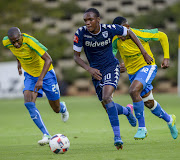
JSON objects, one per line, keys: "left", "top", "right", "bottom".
{"left": 101, "top": 64, "right": 136, "bottom": 127}
{"left": 48, "top": 99, "right": 69, "bottom": 122}
{"left": 129, "top": 80, "right": 147, "bottom": 139}
{"left": 102, "top": 85, "right": 123, "bottom": 150}
{"left": 43, "top": 70, "right": 69, "bottom": 122}
{"left": 23, "top": 72, "right": 51, "bottom": 145}
{"left": 129, "top": 65, "right": 157, "bottom": 139}
{"left": 102, "top": 101, "right": 136, "bottom": 127}
{"left": 142, "top": 91, "right": 178, "bottom": 139}
{"left": 93, "top": 64, "right": 122, "bottom": 149}
{"left": 130, "top": 65, "right": 157, "bottom": 139}
{"left": 24, "top": 90, "right": 51, "bottom": 145}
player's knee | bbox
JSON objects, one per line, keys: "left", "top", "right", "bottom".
{"left": 144, "top": 100, "right": 154, "bottom": 109}
{"left": 102, "top": 95, "right": 112, "bottom": 104}
{"left": 142, "top": 92, "right": 154, "bottom": 109}
{"left": 129, "top": 87, "right": 139, "bottom": 98}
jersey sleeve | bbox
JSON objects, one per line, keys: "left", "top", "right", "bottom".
{"left": 157, "top": 31, "right": 169, "bottom": 59}
{"left": 112, "top": 36, "right": 119, "bottom": 56}
{"left": 2, "top": 36, "right": 11, "bottom": 48}
{"left": 26, "top": 35, "right": 48, "bottom": 57}
{"left": 73, "top": 27, "right": 84, "bottom": 52}
{"left": 132, "top": 28, "right": 169, "bottom": 59}
{"left": 109, "top": 24, "right": 127, "bottom": 37}
{"left": 132, "top": 28, "right": 159, "bottom": 42}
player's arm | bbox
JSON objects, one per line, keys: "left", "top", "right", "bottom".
{"left": 34, "top": 52, "right": 52, "bottom": 92}
{"left": 158, "top": 31, "right": 170, "bottom": 69}
{"left": 127, "top": 29, "right": 153, "bottom": 64}
{"left": 16, "top": 58, "right": 22, "bottom": 75}
{"left": 74, "top": 51, "right": 102, "bottom": 80}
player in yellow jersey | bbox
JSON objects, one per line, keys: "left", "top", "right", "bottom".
{"left": 2, "top": 27, "right": 69, "bottom": 145}
{"left": 112, "top": 17, "right": 178, "bottom": 140}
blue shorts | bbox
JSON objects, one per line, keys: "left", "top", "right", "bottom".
{"left": 92, "top": 64, "right": 120, "bottom": 101}
{"left": 23, "top": 69, "right": 60, "bottom": 101}
{"left": 128, "top": 65, "right": 157, "bottom": 97}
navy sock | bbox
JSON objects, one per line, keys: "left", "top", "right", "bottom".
{"left": 105, "top": 101, "right": 120, "bottom": 137}
{"left": 151, "top": 101, "right": 170, "bottom": 122}
{"left": 133, "top": 101, "right": 145, "bottom": 127}
{"left": 25, "top": 102, "right": 49, "bottom": 135}
{"left": 115, "top": 103, "right": 128, "bottom": 115}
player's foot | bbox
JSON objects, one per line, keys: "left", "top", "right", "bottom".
{"left": 134, "top": 128, "right": 148, "bottom": 140}
{"left": 168, "top": 114, "right": 178, "bottom": 139}
{"left": 126, "top": 104, "right": 137, "bottom": 127}
{"left": 61, "top": 102, "right": 69, "bottom": 122}
{"left": 38, "top": 134, "right": 51, "bottom": 146}
{"left": 114, "top": 136, "right": 123, "bottom": 150}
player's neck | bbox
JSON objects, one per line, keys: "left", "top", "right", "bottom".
{"left": 89, "top": 24, "right": 101, "bottom": 35}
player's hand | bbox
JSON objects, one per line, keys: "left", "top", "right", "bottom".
{"left": 34, "top": 79, "right": 43, "bottom": 92}
{"left": 87, "top": 67, "right": 102, "bottom": 80}
{"left": 120, "top": 63, "right": 126, "bottom": 73}
{"left": 161, "top": 58, "right": 169, "bottom": 69}
{"left": 142, "top": 52, "right": 153, "bottom": 65}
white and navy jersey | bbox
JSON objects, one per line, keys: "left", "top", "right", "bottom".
{"left": 73, "top": 24, "right": 127, "bottom": 72}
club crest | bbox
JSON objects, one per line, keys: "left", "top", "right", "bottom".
{"left": 102, "top": 31, "right": 108, "bottom": 38}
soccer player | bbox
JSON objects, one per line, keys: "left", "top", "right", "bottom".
{"left": 2, "top": 27, "right": 69, "bottom": 145}
{"left": 73, "top": 8, "right": 153, "bottom": 150}
{"left": 112, "top": 16, "right": 178, "bottom": 140}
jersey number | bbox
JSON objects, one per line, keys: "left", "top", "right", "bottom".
{"left": 52, "top": 84, "right": 59, "bottom": 94}
{"left": 141, "top": 67, "right": 149, "bottom": 73}
{"left": 104, "top": 73, "right": 111, "bottom": 81}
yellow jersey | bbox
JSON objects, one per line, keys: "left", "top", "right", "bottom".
{"left": 112, "top": 28, "right": 169, "bottom": 74}
{"left": 2, "top": 33, "right": 53, "bottom": 77}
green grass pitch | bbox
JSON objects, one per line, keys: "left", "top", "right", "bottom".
{"left": 0, "top": 94, "right": 180, "bottom": 160}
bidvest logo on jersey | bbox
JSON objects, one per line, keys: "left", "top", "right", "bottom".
{"left": 85, "top": 38, "right": 111, "bottom": 47}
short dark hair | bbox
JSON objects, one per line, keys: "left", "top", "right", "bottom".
{"left": 112, "top": 16, "right": 127, "bottom": 25}
{"left": 8, "top": 27, "right": 21, "bottom": 38}
{"left": 84, "top": 8, "right": 100, "bottom": 17}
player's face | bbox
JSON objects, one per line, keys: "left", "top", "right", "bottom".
{"left": 9, "top": 34, "right": 23, "bottom": 48}
{"left": 83, "top": 12, "right": 100, "bottom": 34}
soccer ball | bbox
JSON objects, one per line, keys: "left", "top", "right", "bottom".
{"left": 49, "top": 134, "right": 70, "bottom": 154}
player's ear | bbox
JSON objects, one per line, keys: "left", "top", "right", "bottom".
{"left": 97, "top": 17, "right": 100, "bottom": 23}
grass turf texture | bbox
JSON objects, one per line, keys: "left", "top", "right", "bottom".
{"left": 0, "top": 94, "right": 179, "bottom": 160}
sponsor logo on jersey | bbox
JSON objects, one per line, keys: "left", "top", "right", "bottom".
{"left": 74, "top": 35, "right": 79, "bottom": 43}
{"left": 102, "top": 31, "right": 108, "bottom": 38}
{"left": 85, "top": 38, "right": 111, "bottom": 47}
{"left": 84, "top": 34, "right": 92, "bottom": 38}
